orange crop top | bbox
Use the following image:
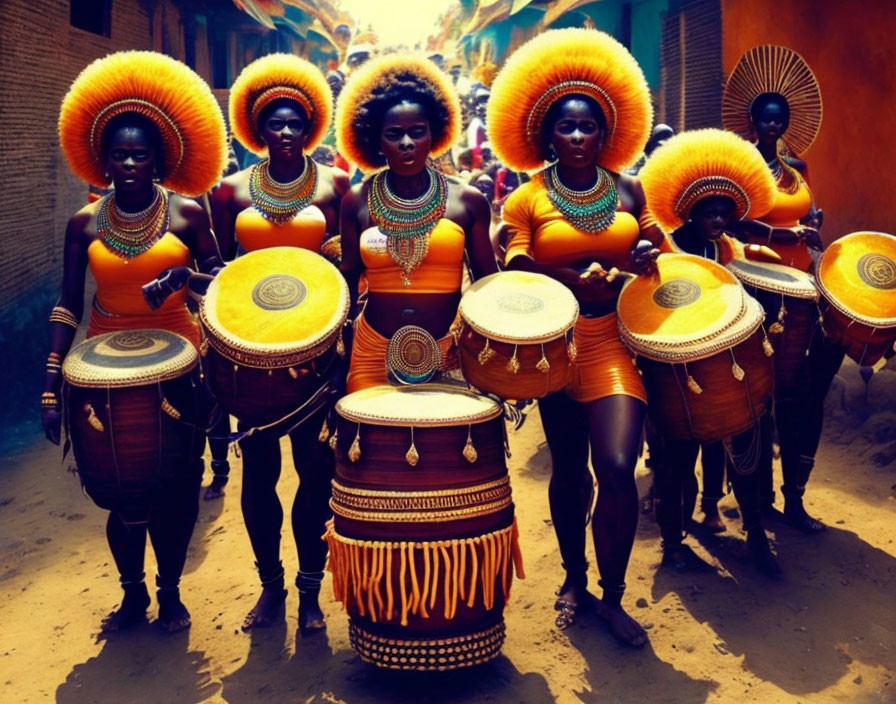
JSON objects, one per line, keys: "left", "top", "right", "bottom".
{"left": 235, "top": 205, "right": 327, "bottom": 253}
{"left": 89, "top": 233, "right": 191, "bottom": 315}
{"left": 750, "top": 177, "right": 814, "bottom": 271}
{"left": 360, "top": 218, "right": 466, "bottom": 294}
{"left": 503, "top": 174, "right": 641, "bottom": 270}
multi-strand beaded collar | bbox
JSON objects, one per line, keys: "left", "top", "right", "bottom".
{"left": 249, "top": 156, "right": 318, "bottom": 224}
{"left": 766, "top": 155, "right": 801, "bottom": 196}
{"left": 368, "top": 166, "right": 448, "bottom": 286}
{"left": 544, "top": 163, "right": 618, "bottom": 233}
{"left": 97, "top": 184, "right": 169, "bottom": 259}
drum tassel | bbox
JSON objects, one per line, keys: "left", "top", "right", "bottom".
{"left": 478, "top": 338, "right": 495, "bottom": 365}
{"left": 318, "top": 416, "right": 330, "bottom": 443}
{"left": 506, "top": 346, "right": 520, "bottom": 375}
{"left": 324, "top": 519, "right": 524, "bottom": 623}
{"left": 730, "top": 350, "right": 745, "bottom": 381}
{"left": 463, "top": 426, "right": 478, "bottom": 464}
{"left": 536, "top": 344, "right": 550, "bottom": 374}
{"left": 336, "top": 329, "right": 346, "bottom": 358}
{"left": 84, "top": 403, "right": 104, "bottom": 432}
{"left": 348, "top": 424, "right": 362, "bottom": 463}
{"left": 566, "top": 329, "right": 578, "bottom": 361}
{"left": 683, "top": 364, "right": 703, "bottom": 395}
{"left": 329, "top": 426, "right": 339, "bottom": 451}
{"left": 160, "top": 397, "right": 181, "bottom": 420}
{"left": 406, "top": 428, "right": 419, "bottom": 467}
{"left": 769, "top": 301, "right": 787, "bottom": 334}
{"left": 761, "top": 327, "right": 775, "bottom": 357}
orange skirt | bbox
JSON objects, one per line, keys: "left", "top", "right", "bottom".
{"left": 87, "top": 301, "right": 201, "bottom": 351}
{"left": 566, "top": 313, "right": 646, "bottom": 403}
{"left": 346, "top": 313, "right": 459, "bottom": 393}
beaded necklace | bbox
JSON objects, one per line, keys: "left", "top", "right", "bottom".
{"left": 368, "top": 167, "right": 448, "bottom": 286}
{"left": 97, "top": 184, "right": 169, "bottom": 260}
{"left": 544, "top": 164, "right": 617, "bottom": 233}
{"left": 250, "top": 156, "right": 318, "bottom": 224}
{"left": 766, "top": 156, "right": 801, "bottom": 196}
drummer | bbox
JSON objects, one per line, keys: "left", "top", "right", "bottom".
{"left": 488, "top": 29, "right": 662, "bottom": 646}
{"left": 207, "top": 54, "right": 349, "bottom": 633}
{"left": 723, "top": 46, "right": 842, "bottom": 531}
{"left": 43, "top": 52, "right": 227, "bottom": 632}
{"left": 639, "top": 128, "right": 782, "bottom": 574}
{"left": 336, "top": 54, "right": 496, "bottom": 392}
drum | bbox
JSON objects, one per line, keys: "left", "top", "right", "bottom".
{"left": 816, "top": 231, "right": 896, "bottom": 365}
{"left": 199, "top": 246, "right": 350, "bottom": 426}
{"left": 62, "top": 329, "right": 205, "bottom": 522}
{"left": 325, "top": 384, "right": 524, "bottom": 670}
{"left": 457, "top": 271, "right": 578, "bottom": 400}
{"left": 617, "top": 253, "right": 773, "bottom": 443}
{"left": 726, "top": 258, "right": 819, "bottom": 393}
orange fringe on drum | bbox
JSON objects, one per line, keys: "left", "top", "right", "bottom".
{"left": 324, "top": 519, "right": 525, "bottom": 626}
{"left": 87, "top": 304, "right": 201, "bottom": 351}
{"left": 567, "top": 313, "right": 646, "bottom": 403}
{"left": 346, "top": 313, "right": 459, "bottom": 393}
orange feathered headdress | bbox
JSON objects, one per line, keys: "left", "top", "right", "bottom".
{"left": 229, "top": 53, "right": 333, "bottom": 156}
{"left": 335, "top": 53, "right": 461, "bottom": 173}
{"left": 487, "top": 28, "right": 652, "bottom": 173}
{"left": 639, "top": 129, "right": 777, "bottom": 233}
{"left": 58, "top": 51, "right": 226, "bottom": 197}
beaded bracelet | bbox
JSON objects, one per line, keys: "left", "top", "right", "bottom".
{"left": 46, "top": 352, "right": 62, "bottom": 376}
{"left": 49, "top": 306, "right": 79, "bottom": 330}
{"left": 41, "top": 391, "right": 59, "bottom": 408}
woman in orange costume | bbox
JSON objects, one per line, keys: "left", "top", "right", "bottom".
{"left": 336, "top": 54, "right": 495, "bottom": 392}
{"left": 42, "top": 51, "right": 226, "bottom": 632}
{"left": 723, "top": 46, "right": 843, "bottom": 532}
{"left": 208, "top": 54, "right": 349, "bottom": 633}
{"left": 640, "top": 128, "right": 781, "bottom": 574}
{"left": 488, "top": 29, "right": 662, "bottom": 645}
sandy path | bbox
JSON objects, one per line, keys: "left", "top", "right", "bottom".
{"left": 1, "top": 360, "right": 895, "bottom": 703}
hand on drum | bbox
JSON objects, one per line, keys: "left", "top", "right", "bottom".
{"left": 630, "top": 239, "right": 661, "bottom": 276}
{"left": 41, "top": 405, "right": 62, "bottom": 445}
{"left": 142, "top": 267, "right": 192, "bottom": 310}
{"left": 576, "top": 263, "right": 625, "bottom": 304}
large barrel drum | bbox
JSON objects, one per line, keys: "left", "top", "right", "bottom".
{"left": 617, "top": 253, "right": 773, "bottom": 443}
{"left": 816, "top": 231, "right": 896, "bottom": 366}
{"left": 458, "top": 271, "right": 578, "bottom": 400}
{"left": 325, "top": 384, "right": 524, "bottom": 670}
{"left": 62, "top": 329, "right": 206, "bottom": 522}
{"left": 199, "top": 246, "right": 349, "bottom": 426}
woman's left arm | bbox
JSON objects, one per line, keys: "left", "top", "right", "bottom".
{"left": 462, "top": 184, "right": 499, "bottom": 280}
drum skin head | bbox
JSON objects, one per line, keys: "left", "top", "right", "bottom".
{"left": 336, "top": 384, "right": 502, "bottom": 427}
{"left": 726, "top": 259, "right": 818, "bottom": 300}
{"left": 62, "top": 329, "right": 197, "bottom": 387}
{"left": 459, "top": 271, "right": 579, "bottom": 344}
{"left": 617, "top": 253, "right": 763, "bottom": 361}
{"left": 817, "top": 231, "right": 896, "bottom": 327}
{"left": 201, "top": 246, "right": 349, "bottom": 356}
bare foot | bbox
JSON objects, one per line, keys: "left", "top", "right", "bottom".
{"left": 241, "top": 586, "right": 287, "bottom": 631}
{"left": 553, "top": 579, "right": 599, "bottom": 630}
{"left": 100, "top": 583, "right": 150, "bottom": 633}
{"left": 157, "top": 589, "right": 191, "bottom": 633}
{"left": 298, "top": 593, "right": 326, "bottom": 636}
{"left": 203, "top": 476, "right": 227, "bottom": 501}
{"left": 594, "top": 600, "right": 648, "bottom": 648}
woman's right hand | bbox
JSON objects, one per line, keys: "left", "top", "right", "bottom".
{"left": 142, "top": 266, "right": 192, "bottom": 310}
{"left": 42, "top": 404, "right": 62, "bottom": 445}
{"left": 574, "top": 264, "right": 626, "bottom": 305}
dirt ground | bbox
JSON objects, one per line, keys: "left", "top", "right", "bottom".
{"left": 2, "top": 359, "right": 895, "bottom": 704}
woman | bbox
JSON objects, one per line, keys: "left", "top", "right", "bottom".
{"left": 336, "top": 54, "right": 495, "bottom": 392}
{"left": 488, "top": 29, "right": 662, "bottom": 646}
{"left": 640, "top": 128, "right": 782, "bottom": 574}
{"left": 43, "top": 51, "right": 227, "bottom": 632}
{"left": 723, "top": 45, "right": 843, "bottom": 532}
{"left": 208, "top": 54, "right": 349, "bottom": 633}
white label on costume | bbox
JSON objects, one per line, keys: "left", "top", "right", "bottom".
{"left": 360, "top": 228, "right": 389, "bottom": 254}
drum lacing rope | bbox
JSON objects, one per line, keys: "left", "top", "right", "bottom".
{"left": 722, "top": 348, "right": 762, "bottom": 476}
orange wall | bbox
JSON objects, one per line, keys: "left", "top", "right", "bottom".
{"left": 721, "top": 0, "right": 896, "bottom": 244}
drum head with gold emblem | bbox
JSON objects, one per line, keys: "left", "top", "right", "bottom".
{"left": 63, "top": 329, "right": 197, "bottom": 388}
{"left": 200, "top": 246, "right": 350, "bottom": 366}
{"left": 459, "top": 271, "right": 579, "bottom": 344}
{"left": 617, "top": 253, "right": 764, "bottom": 362}
{"left": 726, "top": 259, "right": 818, "bottom": 300}
{"left": 817, "top": 231, "right": 896, "bottom": 327}
{"left": 336, "top": 384, "right": 502, "bottom": 427}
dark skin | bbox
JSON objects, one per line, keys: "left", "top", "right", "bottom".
{"left": 506, "top": 97, "right": 661, "bottom": 647}
{"left": 41, "top": 124, "right": 222, "bottom": 634}
{"left": 210, "top": 104, "right": 349, "bottom": 261}
{"left": 740, "top": 98, "right": 824, "bottom": 252}
{"left": 207, "top": 101, "right": 348, "bottom": 633}
{"left": 671, "top": 196, "right": 736, "bottom": 256}
{"left": 340, "top": 100, "right": 496, "bottom": 340}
